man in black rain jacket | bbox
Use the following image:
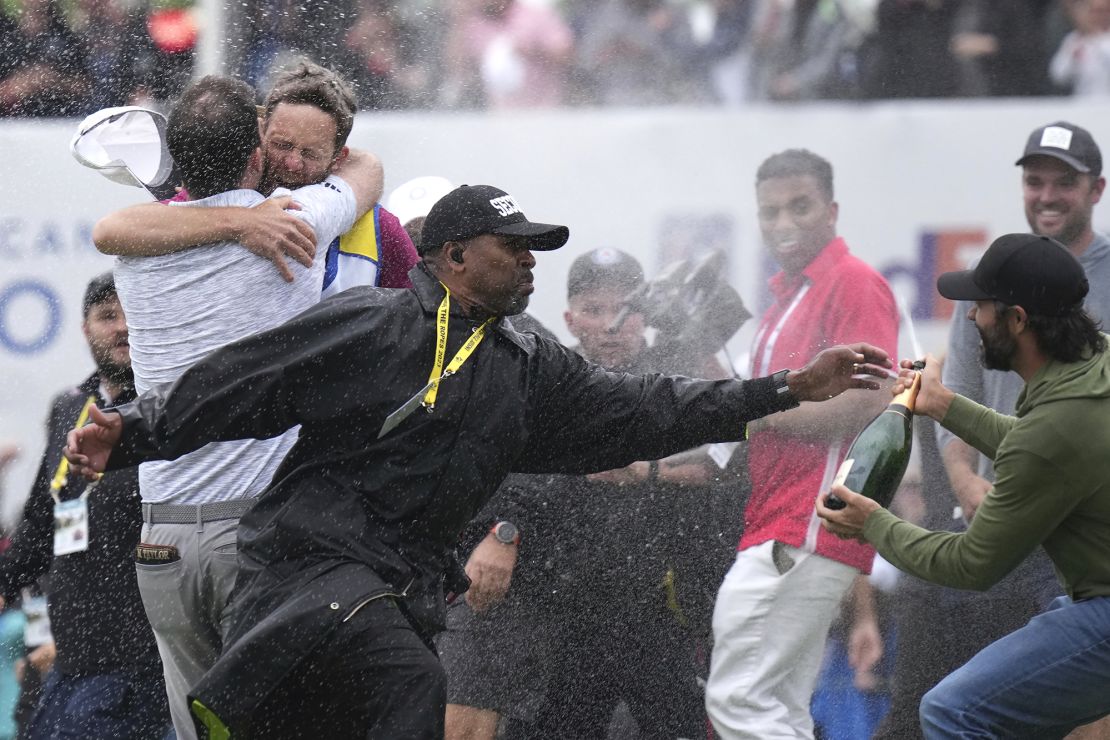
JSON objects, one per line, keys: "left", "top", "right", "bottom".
{"left": 66, "top": 184, "right": 891, "bottom": 739}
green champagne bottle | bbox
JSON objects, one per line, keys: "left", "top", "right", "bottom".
{"left": 824, "top": 361, "right": 925, "bottom": 510}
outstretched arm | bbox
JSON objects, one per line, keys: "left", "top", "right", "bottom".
{"left": 68, "top": 291, "right": 380, "bottom": 474}
{"left": 519, "top": 342, "right": 892, "bottom": 475}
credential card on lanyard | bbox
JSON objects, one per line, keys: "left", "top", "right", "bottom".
{"left": 378, "top": 379, "right": 436, "bottom": 439}
{"left": 21, "top": 592, "right": 51, "bottom": 648}
{"left": 54, "top": 498, "right": 90, "bottom": 556}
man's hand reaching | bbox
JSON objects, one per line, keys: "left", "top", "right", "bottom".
{"left": 238, "top": 196, "right": 318, "bottom": 282}
{"left": 787, "top": 343, "right": 894, "bottom": 402}
{"left": 64, "top": 406, "right": 123, "bottom": 480}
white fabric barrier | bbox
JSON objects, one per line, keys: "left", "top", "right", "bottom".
{"left": 2, "top": 97, "right": 1108, "bottom": 522}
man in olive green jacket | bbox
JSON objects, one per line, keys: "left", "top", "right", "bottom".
{"left": 819, "top": 232, "right": 1110, "bottom": 739}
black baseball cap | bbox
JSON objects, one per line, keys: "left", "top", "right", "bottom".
{"left": 937, "top": 234, "right": 1088, "bottom": 316}
{"left": 418, "top": 184, "right": 570, "bottom": 255}
{"left": 567, "top": 248, "right": 644, "bottom": 299}
{"left": 82, "top": 272, "right": 118, "bottom": 317}
{"left": 1016, "top": 121, "right": 1102, "bottom": 176}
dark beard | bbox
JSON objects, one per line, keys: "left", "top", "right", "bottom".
{"left": 97, "top": 360, "right": 135, "bottom": 393}
{"left": 979, "top": 320, "right": 1017, "bottom": 371}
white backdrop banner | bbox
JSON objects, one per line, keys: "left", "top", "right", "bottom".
{"left": 3, "top": 98, "right": 1109, "bottom": 520}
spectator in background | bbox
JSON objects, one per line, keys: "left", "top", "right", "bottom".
{"left": 0, "top": 273, "right": 168, "bottom": 739}
{"left": 238, "top": 0, "right": 351, "bottom": 92}
{"left": 576, "top": 0, "right": 704, "bottom": 106}
{"left": 0, "top": 0, "right": 90, "bottom": 116}
{"left": 0, "top": 448, "right": 15, "bottom": 498}
{"left": 342, "top": 1, "right": 411, "bottom": 110}
{"left": 442, "top": 0, "right": 574, "bottom": 109}
{"left": 692, "top": 0, "right": 756, "bottom": 105}
{"left": 387, "top": 175, "right": 456, "bottom": 245}
{"left": 863, "top": 0, "right": 961, "bottom": 98}
{"left": 0, "top": 448, "right": 20, "bottom": 740}
{"left": 951, "top": 0, "right": 1056, "bottom": 97}
{"left": 144, "top": 5, "right": 197, "bottom": 103}
{"left": 13, "top": 586, "right": 49, "bottom": 740}
{"left": 705, "top": 149, "right": 894, "bottom": 739}
{"left": 1050, "top": 0, "right": 1110, "bottom": 96}
{"left": 0, "top": 598, "right": 20, "bottom": 740}
{"left": 69, "top": 0, "right": 152, "bottom": 110}
{"left": 752, "top": 0, "right": 874, "bottom": 101}
{"left": 441, "top": 248, "right": 744, "bottom": 739}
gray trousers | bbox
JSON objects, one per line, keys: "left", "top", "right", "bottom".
{"left": 135, "top": 516, "right": 240, "bottom": 740}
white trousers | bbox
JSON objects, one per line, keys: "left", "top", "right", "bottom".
{"left": 706, "top": 541, "right": 856, "bottom": 740}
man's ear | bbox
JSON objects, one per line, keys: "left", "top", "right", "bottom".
{"left": 564, "top": 309, "right": 578, "bottom": 339}
{"left": 247, "top": 147, "right": 264, "bottom": 178}
{"left": 442, "top": 242, "right": 466, "bottom": 274}
{"left": 1010, "top": 305, "right": 1029, "bottom": 333}
{"left": 329, "top": 145, "right": 350, "bottom": 174}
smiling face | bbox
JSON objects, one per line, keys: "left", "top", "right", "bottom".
{"left": 82, "top": 295, "right": 130, "bottom": 381}
{"left": 1022, "top": 156, "right": 1105, "bottom": 250}
{"left": 456, "top": 233, "right": 537, "bottom": 316}
{"left": 565, "top": 285, "right": 645, "bottom": 370}
{"left": 259, "top": 102, "right": 342, "bottom": 194}
{"left": 756, "top": 174, "right": 838, "bottom": 275}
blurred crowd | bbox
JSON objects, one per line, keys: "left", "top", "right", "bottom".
{"left": 7, "top": 0, "right": 1110, "bottom": 117}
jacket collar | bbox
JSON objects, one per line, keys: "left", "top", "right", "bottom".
{"left": 77, "top": 372, "right": 136, "bottom": 404}
{"left": 78, "top": 373, "right": 101, "bottom": 396}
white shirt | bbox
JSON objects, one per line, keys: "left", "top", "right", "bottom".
{"left": 114, "top": 175, "right": 357, "bottom": 505}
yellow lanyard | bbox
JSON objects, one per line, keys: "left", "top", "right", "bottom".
{"left": 49, "top": 396, "right": 97, "bottom": 503}
{"left": 423, "top": 286, "right": 494, "bottom": 410}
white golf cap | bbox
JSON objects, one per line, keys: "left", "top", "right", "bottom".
{"left": 70, "top": 106, "right": 181, "bottom": 200}
{"left": 386, "top": 176, "right": 455, "bottom": 227}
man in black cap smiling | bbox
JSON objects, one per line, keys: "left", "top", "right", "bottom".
{"left": 819, "top": 233, "right": 1110, "bottom": 738}
{"left": 66, "top": 183, "right": 891, "bottom": 739}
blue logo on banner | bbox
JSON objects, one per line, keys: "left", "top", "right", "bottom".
{"left": 0, "top": 280, "right": 62, "bottom": 355}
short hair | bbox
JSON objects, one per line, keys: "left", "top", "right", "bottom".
{"left": 263, "top": 61, "right": 357, "bottom": 153}
{"left": 756, "top": 149, "right": 835, "bottom": 201}
{"left": 82, "top": 272, "right": 117, "bottom": 318}
{"left": 166, "top": 76, "right": 260, "bottom": 200}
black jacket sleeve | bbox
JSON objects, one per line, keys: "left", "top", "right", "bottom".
{"left": 0, "top": 397, "right": 67, "bottom": 602}
{"left": 108, "top": 290, "right": 384, "bottom": 470}
{"left": 516, "top": 338, "right": 793, "bottom": 475}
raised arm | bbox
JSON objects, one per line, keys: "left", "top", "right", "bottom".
{"left": 92, "top": 196, "right": 317, "bottom": 282}
{"left": 332, "top": 148, "right": 384, "bottom": 219}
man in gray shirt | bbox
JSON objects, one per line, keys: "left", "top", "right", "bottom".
{"left": 876, "top": 120, "right": 1110, "bottom": 738}
{"left": 107, "top": 75, "right": 381, "bottom": 740}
